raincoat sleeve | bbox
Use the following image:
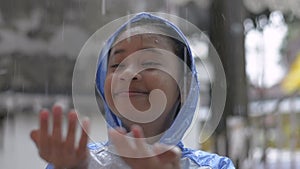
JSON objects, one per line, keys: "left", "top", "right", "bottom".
{"left": 182, "top": 148, "right": 235, "bottom": 169}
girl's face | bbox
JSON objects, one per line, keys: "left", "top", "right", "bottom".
{"left": 104, "top": 34, "right": 182, "bottom": 130}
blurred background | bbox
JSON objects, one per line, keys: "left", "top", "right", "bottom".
{"left": 0, "top": 0, "right": 299, "bottom": 168}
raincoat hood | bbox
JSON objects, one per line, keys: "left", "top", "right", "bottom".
{"left": 95, "top": 12, "right": 199, "bottom": 147}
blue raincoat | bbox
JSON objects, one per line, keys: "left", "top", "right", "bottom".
{"left": 47, "top": 12, "right": 235, "bottom": 169}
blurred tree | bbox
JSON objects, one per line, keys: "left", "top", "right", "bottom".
{"left": 209, "top": 0, "right": 248, "bottom": 165}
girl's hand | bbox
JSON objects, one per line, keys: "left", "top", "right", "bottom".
{"left": 109, "top": 125, "right": 181, "bottom": 169}
{"left": 30, "top": 105, "right": 90, "bottom": 169}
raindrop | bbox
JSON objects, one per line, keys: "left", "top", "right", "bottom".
{"left": 0, "top": 119, "right": 4, "bottom": 149}
{"left": 125, "top": 12, "right": 132, "bottom": 39}
{"left": 13, "top": 59, "right": 16, "bottom": 81}
{"left": 0, "top": 12, "right": 3, "bottom": 25}
{"left": 184, "top": 8, "right": 188, "bottom": 32}
{"left": 62, "top": 20, "right": 65, "bottom": 41}
{"left": 22, "top": 82, "right": 24, "bottom": 93}
{"left": 45, "top": 79, "right": 48, "bottom": 97}
{"left": 165, "top": 0, "right": 170, "bottom": 12}
{"left": 221, "top": 14, "right": 226, "bottom": 21}
{"left": 102, "top": 0, "right": 106, "bottom": 15}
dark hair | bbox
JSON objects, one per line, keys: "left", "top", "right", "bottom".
{"left": 167, "top": 36, "right": 192, "bottom": 70}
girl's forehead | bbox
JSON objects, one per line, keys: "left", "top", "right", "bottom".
{"left": 108, "top": 34, "right": 181, "bottom": 66}
{"left": 113, "top": 25, "right": 168, "bottom": 45}
{"left": 112, "top": 34, "right": 173, "bottom": 49}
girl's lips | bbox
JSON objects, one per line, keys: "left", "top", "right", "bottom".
{"left": 115, "top": 91, "right": 149, "bottom": 97}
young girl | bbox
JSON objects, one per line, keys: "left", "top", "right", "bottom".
{"left": 31, "top": 12, "right": 235, "bottom": 169}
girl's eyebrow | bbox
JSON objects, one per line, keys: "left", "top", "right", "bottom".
{"left": 112, "top": 49, "right": 126, "bottom": 55}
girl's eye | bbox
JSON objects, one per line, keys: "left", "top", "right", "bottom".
{"left": 109, "top": 64, "right": 125, "bottom": 72}
{"left": 110, "top": 63, "right": 124, "bottom": 68}
{"left": 110, "top": 64, "right": 119, "bottom": 68}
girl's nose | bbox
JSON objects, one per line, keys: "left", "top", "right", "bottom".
{"left": 119, "top": 66, "right": 142, "bottom": 81}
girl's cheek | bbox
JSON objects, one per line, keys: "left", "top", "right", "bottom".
{"left": 104, "top": 76, "right": 112, "bottom": 98}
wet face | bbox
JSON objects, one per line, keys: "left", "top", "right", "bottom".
{"left": 104, "top": 34, "right": 182, "bottom": 134}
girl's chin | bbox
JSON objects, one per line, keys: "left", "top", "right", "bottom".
{"left": 112, "top": 102, "right": 150, "bottom": 113}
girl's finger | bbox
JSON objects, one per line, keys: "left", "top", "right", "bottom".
{"left": 154, "top": 144, "right": 181, "bottom": 164}
{"left": 39, "top": 109, "right": 50, "bottom": 157}
{"left": 115, "top": 127, "right": 127, "bottom": 134}
{"left": 64, "top": 110, "right": 77, "bottom": 154}
{"left": 51, "top": 105, "right": 63, "bottom": 155}
{"left": 131, "top": 125, "right": 144, "bottom": 138}
{"left": 131, "top": 125, "right": 152, "bottom": 157}
{"left": 77, "top": 117, "right": 90, "bottom": 158}
{"left": 109, "top": 128, "right": 134, "bottom": 157}
{"left": 30, "top": 130, "right": 39, "bottom": 147}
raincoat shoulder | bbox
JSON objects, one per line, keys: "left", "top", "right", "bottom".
{"left": 179, "top": 143, "right": 235, "bottom": 169}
